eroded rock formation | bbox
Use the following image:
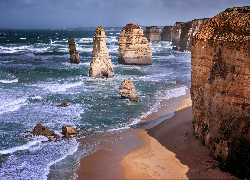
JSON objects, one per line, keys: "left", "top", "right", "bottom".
{"left": 89, "top": 25, "right": 114, "bottom": 78}
{"left": 161, "top": 26, "right": 173, "bottom": 41}
{"left": 32, "top": 123, "right": 59, "bottom": 139}
{"left": 144, "top": 26, "right": 161, "bottom": 41}
{"left": 62, "top": 126, "right": 78, "bottom": 135}
{"left": 119, "top": 79, "right": 139, "bottom": 102}
{"left": 191, "top": 7, "right": 250, "bottom": 159}
{"left": 68, "top": 37, "right": 80, "bottom": 64}
{"left": 118, "top": 23, "right": 152, "bottom": 65}
{"left": 172, "top": 22, "right": 184, "bottom": 48}
{"left": 179, "top": 18, "right": 209, "bottom": 52}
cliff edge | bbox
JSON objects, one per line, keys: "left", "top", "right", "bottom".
{"left": 191, "top": 6, "right": 250, "bottom": 161}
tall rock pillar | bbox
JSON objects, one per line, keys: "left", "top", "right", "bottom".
{"left": 89, "top": 25, "right": 114, "bottom": 78}
{"left": 68, "top": 37, "right": 80, "bottom": 64}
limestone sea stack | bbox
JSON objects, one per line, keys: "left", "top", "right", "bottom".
{"left": 161, "top": 26, "right": 173, "bottom": 41}
{"left": 119, "top": 79, "right": 139, "bottom": 102}
{"left": 171, "top": 22, "right": 184, "bottom": 48}
{"left": 144, "top": 26, "right": 161, "bottom": 41}
{"left": 118, "top": 23, "right": 152, "bottom": 65}
{"left": 89, "top": 25, "right": 114, "bottom": 78}
{"left": 68, "top": 37, "right": 80, "bottom": 64}
{"left": 191, "top": 7, "right": 250, "bottom": 159}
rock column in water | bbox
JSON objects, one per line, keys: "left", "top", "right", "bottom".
{"left": 68, "top": 37, "right": 80, "bottom": 64}
{"left": 118, "top": 23, "right": 152, "bottom": 65}
{"left": 89, "top": 25, "right": 114, "bottom": 78}
{"left": 119, "top": 79, "right": 139, "bottom": 102}
{"left": 191, "top": 7, "right": 250, "bottom": 159}
{"left": 144, "top": 26, "right": 161, "bottom": 41}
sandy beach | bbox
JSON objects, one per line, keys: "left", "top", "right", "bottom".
{"left": 76, "top": 86, "right": 235, "bottom": 179}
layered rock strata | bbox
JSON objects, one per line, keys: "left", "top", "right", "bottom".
{"left": 68, "top": 37, "right": 80, "bottom": 64}
{"left": 118, "top": 23, "right": 152, "bottom": 65}
{"left": 144, "top": 26, "right": 161, "bottom": 41}
{"left": 119, "top": 79, "right": 139, "bottom": 102}
{"left": 161, "top": 26, "right": 173, "bottom": 41}
{"left": 89, "top": 25, "right": 114, "bottom": 78}
{"left": 179, "top": 18, "right": 209, "bottom": 52}
{"left": 191, "top": 7, "right": 250, "bottom": 159}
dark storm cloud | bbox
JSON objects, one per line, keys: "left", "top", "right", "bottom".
{"left": 0, "top": 0, "right": 249, "bottom": 29}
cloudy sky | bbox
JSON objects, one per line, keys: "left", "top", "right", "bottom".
{"left": 0, "top": 0, "right": 248, "bottom": 29}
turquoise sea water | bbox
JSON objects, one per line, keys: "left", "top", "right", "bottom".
{"left": 0, "top": 29, "right": 191, "bottom": 179}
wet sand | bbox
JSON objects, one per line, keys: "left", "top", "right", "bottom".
{"left": 76, "top": 88, "right": 235, "bottom": 179}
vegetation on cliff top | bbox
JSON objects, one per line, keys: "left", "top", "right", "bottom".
{"left": 194, "top": 7, "right": 250, "bottom": 42}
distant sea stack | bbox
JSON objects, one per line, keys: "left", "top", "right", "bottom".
{"left": 171, "top": 22, "right": 184, "bottom": 48}
{"left": 161, "top": 26, "right": 173, "bottom": 41}
{"left": 68, "top": 37, "right": 80, "bottom": 64}
{"left": 89, "top": 25, "right": 114, "bottom": 78}
{"left": 191, "top": 7, "right": 250, "bottom": 159}
{"left": 144, "top": 26, "right": 161, "bottom": 42}
{"left": 118, "top": 23, "right": 152, "bottom": 65}
{"left": 179, "top": 18, "right": 209, "bottom": 52}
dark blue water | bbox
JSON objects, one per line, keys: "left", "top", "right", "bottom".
{"left": 0, "top": 29, "right": 191, "bottom": 179}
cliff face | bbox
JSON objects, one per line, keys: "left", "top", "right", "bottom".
{"left": 144, "top": 26, "right": 161, "bottom": 41}
{"left": 172, "top": 22, "right": 184, "bottom": 47}
{"left": 68, "top": 37, "right": 80, "bottom": 64}
{"left": 161, "top": 26, "right": 173, "bottom": 41}
{"left": 179, "top": 19, "right": 209, "bottom": 52}
{"left": 118, "top": 23, "right": 152, "bottom": 65}
{"left": 191, "top": 7, "right": 250, "bottom": 159}
{"left": 89, "top": 25, "right": 114, "bottom": 78}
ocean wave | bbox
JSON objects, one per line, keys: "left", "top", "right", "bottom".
{"left": 0, "top": 98, "right": 27, "bottom": 115}
{"left": 0, "top": 136, "right": 48, "bottom": 155}
{"left": 34, "top": 81, "right": 84, "bottom": 93}
{"left": 0, "top": 79, "right": 18, "bottom": 83}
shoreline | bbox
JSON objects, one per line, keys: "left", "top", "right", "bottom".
{"left": 76, "top": 83, "right": 235, "bottom": 179}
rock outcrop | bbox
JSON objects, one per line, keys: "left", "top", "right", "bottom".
{"left": 161, "top": 26, "right": 173, "bottom": 41}
{"left": 172, "top": 22, "right": 184, "bottom": 48}
{"left": 179, "top": 18, "right": 209, "bottom": 52}
{"left": 144, "top": 26, "right": 161, "bottom": 41}
{"left": 89, "top": 25, "right": 114, "bottom": 78}
{"left": 191, "top": 7, "right": 250, "bottom": 159}
{"left": 68, "top": 37, "right": 80, "bottom": 64}
{"left": 119, "top": 79, "right": 139, "bottom": 102}
{"left": 56, "top": 102, "right": 68, "bottom": 107}
{"left": 62, "top": 126, "right": 78, "bottom": 135}
{"left": 32, "top": 123, "right": 59, "bottom": 139}
{"left": 118, "top": 23, "right": 152, "bottom": 65}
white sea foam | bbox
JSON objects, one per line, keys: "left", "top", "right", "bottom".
{"left": 0, "top": 98, "right": 27, "bottom": 115}
{"left": 0, "top": 136, "right": 48, "bottom": 155}
{"left": 42, "top": 139, "right": 79, "bottom": 180}
{"left": 35, "top": 81, "right": 84, "bottom": 92}
{"left": 79, "top": 38, "right": 93, "bottom": 43}
{"left": 0, "top": 79, "right": 18, "bottom": 83}
{"left": 20, "top": 38, "right": 26, "bottom": 40}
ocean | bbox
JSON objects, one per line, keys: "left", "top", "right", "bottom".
{"left": 0, "top": 29, "right": 191, "bottom": 179}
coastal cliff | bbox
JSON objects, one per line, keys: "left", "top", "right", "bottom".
{"left": 144, "top": 26, "right": 161, "bottom": 41}
{"left": 179, "top": 18, "right": 209, "bottom": 52}
{"left": 191, "top": 7, "right": 250, "bottom": 160}
{"left": 89, "top": 25, "right": 114, "bottom": 78}
{"left": 161, "top": 26, "right": 173, "bottom": 41}
{"left": 118, "top": 23, "right": 152, "bottom": 65}
{"left": 172, "top": 22, "right": 184, "bottom": 48}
